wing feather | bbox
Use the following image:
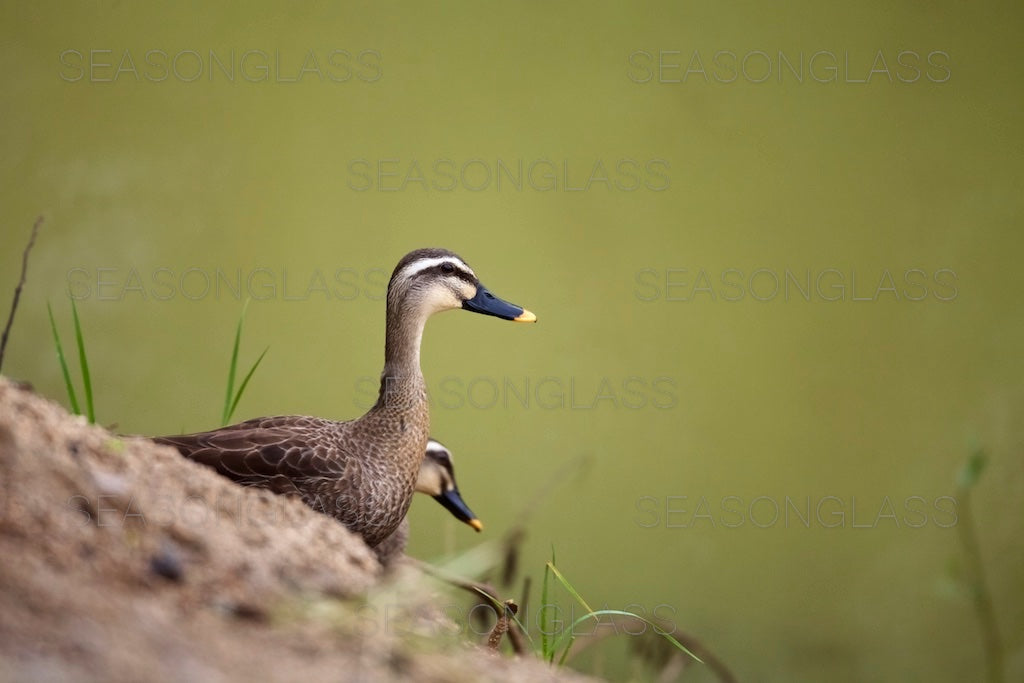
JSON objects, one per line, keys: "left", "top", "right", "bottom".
{"left": 153, "top": 415, "right": 351, "bottom": 488}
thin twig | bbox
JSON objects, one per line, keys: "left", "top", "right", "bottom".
{"left": 0, "top": 216, "right": 43, "bottom": 374}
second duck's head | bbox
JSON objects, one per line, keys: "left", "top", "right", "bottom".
{"left": 418, "top": 438, "right": 483, "bottom": 532}
{"left": 387, "top": 248, "right": 537, "bottom": 324}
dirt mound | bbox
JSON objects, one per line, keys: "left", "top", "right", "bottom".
{"left": 0, "top": 377, "right": 591, "bottom": 682}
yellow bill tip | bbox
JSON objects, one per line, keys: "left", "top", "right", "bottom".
{"left": 468, "top": 518, "right": 484, "bottom": 532}
{"left": 514, "top": 309, "right": 537, "bottom": 323}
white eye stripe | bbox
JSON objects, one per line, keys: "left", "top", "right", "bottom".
{"left": 396, "top": 256, "right": 476, "bottom": 284}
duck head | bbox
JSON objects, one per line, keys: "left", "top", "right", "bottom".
{"left": 418, "top": 438, "right": 483, "bottom": 532}
{"left": 387, "top": 248, "right": 536, "bottom": 323}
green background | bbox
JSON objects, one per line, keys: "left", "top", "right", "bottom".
{"left": 2, "top": 2, "right": 1022, "bottom": 681}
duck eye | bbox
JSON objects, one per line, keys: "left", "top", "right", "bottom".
{"left": 441, "top": 263, "right": 455, "bottom": 274}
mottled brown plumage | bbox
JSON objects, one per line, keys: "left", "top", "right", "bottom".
{"left": 154, "top": 248, "right": 534, "bottom": 549}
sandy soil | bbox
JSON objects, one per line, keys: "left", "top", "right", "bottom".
{"left": 0, "top": 377, "right": 592, "bottom": 682}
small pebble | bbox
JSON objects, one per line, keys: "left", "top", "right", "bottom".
{"left": 150, "top": 542, "right": 185, "bottom": 582}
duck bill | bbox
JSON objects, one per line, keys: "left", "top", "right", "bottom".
{"left": 463, "top": 283, "right": 536, "bottom": 323}
{"left": 434, "top": 487, "right": 483, "bottom": 532}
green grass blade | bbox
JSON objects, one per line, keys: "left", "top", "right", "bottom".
{"left": 70, "top": 299, "right": 94, "bottom": 423}
{"left": 47, "top": 302, "right": 80, "bottom": 415}
{"left": 544, "top": 560, "right": 703, "bottom": 666}
{"left": 548, "top": 609, "right": 702, "bottom": 665}
{"left": 221, "top": 299, "right": 250, "bottom": 425}
{"left": 547, "top": 561, "right": 593, "bottom": 614}
{"left": 541, "top": 555, "right": 552, "bottom": 662}
{"left": 226, "top": 345, "right": 268, "bottom": 424}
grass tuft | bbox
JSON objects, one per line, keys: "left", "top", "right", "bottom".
{"left": 70, "top": 299, "right": 95, "bottom": 423}
{"left": 48, "top": 300, "right": 94, "bottom": 422}
{"left": 543, "top": 550, "right": 701, "bottom": 666}
{"left": 47, "top": 302, "right": 80, "bottom": 416}
{"left": 226, "top": 346, "right": 268, "bottom": 424}
{"left": 221, "top": 300, "right": 269, "bottom": 425}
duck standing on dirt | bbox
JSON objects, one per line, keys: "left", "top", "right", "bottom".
{"left": 155, "top": 248, "right": 534, "bottom": 549}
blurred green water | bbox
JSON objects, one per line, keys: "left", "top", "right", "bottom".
{"left": 2, "top": 2, "right": 1023, "bottom": 681}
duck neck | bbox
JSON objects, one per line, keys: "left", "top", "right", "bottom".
{"left": 373, "top": 302, "right": 429, "bottom": 412}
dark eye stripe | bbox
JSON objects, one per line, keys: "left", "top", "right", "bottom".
{"left": 426, "top": 448, "right": 454, "bottom": 473}
{"left": 417, "top": 263, "right": 476, "bottom": 285}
